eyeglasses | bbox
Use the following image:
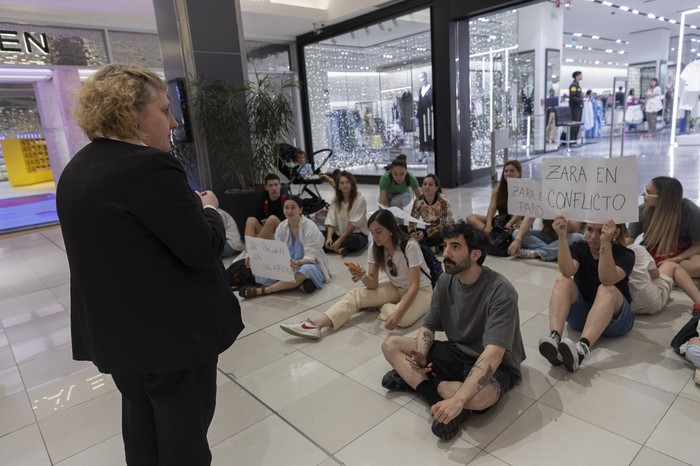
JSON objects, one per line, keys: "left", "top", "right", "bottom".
{"left": 387, "top": 255, "right": 398, "bottom": 277}
{"left": 642, "top": 187, "right": 659, "bottom": 198}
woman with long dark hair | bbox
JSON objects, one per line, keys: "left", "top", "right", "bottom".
{"left": 280, "top": 209, "right": 432, "bottom": 340}
{"left": 627, "top": 176, "right": 700, "bottom": 277}
{"left": 379, "top": 154, "right": 422, "bottom": 208}
{"left": 408, "top": 174, "right": 454, "bottom": 248}
{"left": 324, "top": 171, "right": 368, "bottom": 255}
{"left": 240, "top": 195, "right": 330, "bottom": 298}
{"left": 467, "top": 160, "right": 523, "bottom": 234}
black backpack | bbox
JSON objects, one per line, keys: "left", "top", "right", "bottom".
{"left": 401, "top": 241, "right": 443, "bottom": 288}
{"left": 671, "top": 312, "right": 700, "bottom": 354}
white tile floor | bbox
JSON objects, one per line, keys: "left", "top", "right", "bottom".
{"left": 1, "top": 130, "right": 699, "bottom": 465}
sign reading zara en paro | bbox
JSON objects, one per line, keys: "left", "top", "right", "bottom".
{"left": 0, "top": 30, "right": 49, "bottom": 55}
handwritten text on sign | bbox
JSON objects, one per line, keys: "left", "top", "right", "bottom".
{"left": 245, "top": 236, "right": 295, "bottom": 282}
{"left": 508, "top": 155, "right": 639, "bottom": 223}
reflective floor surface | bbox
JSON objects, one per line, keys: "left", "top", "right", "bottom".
{"left": 0, "top": 128, "right": 699, "bottom": 465}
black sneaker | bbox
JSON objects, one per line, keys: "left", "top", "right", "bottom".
{"left": 381, "top": 370, "right": 414, "bottom": 392}
{"left": 431, "top": 409, "right": 470, "bottom": 440}
{"left": 538, "top": 332, "right": 562, "bottom": 366}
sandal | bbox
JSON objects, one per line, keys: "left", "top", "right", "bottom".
{"left": 239, "top": 286, "right": 266, "bottom": 299}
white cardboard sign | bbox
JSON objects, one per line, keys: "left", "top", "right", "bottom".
{"left": 507, "top": 156, "right": 639, "bottom": 224}
{"left": 245, "top": 236, "right": 295, "bottom": 282}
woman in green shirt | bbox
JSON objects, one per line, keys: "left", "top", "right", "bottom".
{"left": 379, "top": 154, "right": 421, "bottom": 208}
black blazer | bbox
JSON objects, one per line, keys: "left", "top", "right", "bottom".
{"left": 56, "top": 138, "right": 243, "bottom": 374}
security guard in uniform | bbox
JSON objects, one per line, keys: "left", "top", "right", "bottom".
{"left": 569, "top": 71, "right": 583, "bottom": 143}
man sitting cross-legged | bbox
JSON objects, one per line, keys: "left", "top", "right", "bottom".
{"left": 381, "top": 222, "right": 525, "bottom": 441}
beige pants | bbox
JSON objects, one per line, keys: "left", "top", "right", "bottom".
{"left": 325, "top": 282, "right": 433, "bottom": 329}
{"left": 546, "top": 111, "right": 557, "bottom": 143}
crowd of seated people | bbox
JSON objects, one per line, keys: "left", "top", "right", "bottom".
{"left": 220, "top": 157, "right": 700, "bottom": 439}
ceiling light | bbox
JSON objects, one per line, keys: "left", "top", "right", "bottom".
{"left": 616, "top": 39, "right": 622, "bottom": 43}
{"left": 573, "top": 33, "right": 583, "bottom": 37}
{"left": 658, "top": 16, "right": 665, "bottom": 22}
{"left": 632, "top": 9, "right": 639, "bottom": 14}
{"left": 605, "top": 49, "right": 613, "bottom": 53}
{"left": 592, "top": 35, "right": 600, "bottom": 39}
{"left": 619, "top": 5, "right": 629, "bottom": 11}
{"left": 669, "top": 19, "right": 677, "bottom": 24}
{"left": 647, "top": 13, "right": 655, "bottom": 19}
{"left": 602, "top": 1, "right": 613, "bottom": 6}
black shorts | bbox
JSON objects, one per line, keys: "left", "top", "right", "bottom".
{"left": 427, "top": 340, "right": 517, "bottom": 399}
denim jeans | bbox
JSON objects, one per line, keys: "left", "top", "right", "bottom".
{"left": 520, "top": 230, "right": 585, "bottom": 261}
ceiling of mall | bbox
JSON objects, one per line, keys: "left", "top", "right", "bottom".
{"left": 1, "top": 0, "right": 697, "bottom": 63}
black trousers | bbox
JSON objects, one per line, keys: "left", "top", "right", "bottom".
{"left": 570, "top": 105, "right": 582, "bottom": 141}
{"left": 326, "top": 232, "right": 368, "bottom": 254}
{"left": 112, "top": 359, "right": 218, "bottom": 466}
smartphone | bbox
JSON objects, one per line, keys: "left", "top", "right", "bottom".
{"left": 405, "top": 356, "right": 427, "bottom": 368}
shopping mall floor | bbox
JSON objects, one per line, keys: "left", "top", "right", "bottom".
{"left": 1, "top": 129, "right": 699, "bottom": 465}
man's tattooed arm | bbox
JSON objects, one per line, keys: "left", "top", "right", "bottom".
{"left": 465, "top": 356, "right": 502, "bottom": 398}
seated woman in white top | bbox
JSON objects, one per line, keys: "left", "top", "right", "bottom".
{"left": 280, "top": 209, "right": 432, "bottom": 340}
{"left": 324, "top": 171, "right": 368, "bottom": 256}
{"left": 628, "top": 243, "right": 700, "bottom": 315}
{"left": 239, "top": 196, "right": 330, "bottom": 298}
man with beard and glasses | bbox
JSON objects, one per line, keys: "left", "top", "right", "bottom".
{"left": 381, "top": 222, "right": 525, "bottom": 441}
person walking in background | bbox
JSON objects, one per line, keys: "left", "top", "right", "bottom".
{"left": 56, "top": 64, "right": 244, "bottom": 465}
{"left": 568, "top": 71, "right": 584, "bottom": 145}
{"left": 643, "top": 78, "right": 663, "bottom": 138}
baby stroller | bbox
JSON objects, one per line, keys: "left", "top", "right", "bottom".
{"left": 277, "top": 144, "right": 333, "bottom": 215}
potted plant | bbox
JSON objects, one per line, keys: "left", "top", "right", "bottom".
{"left": 189, "top": 73, "right": 298, "bottom": 232}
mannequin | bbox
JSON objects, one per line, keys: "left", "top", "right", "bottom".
{"left": 416, "top": 71, "right": 433, "bottom": 162}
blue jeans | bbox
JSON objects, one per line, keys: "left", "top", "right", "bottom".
{"left": 519, "top": 230, "right": 584, "bottom": 261}
{"left": 567, "top": 292, "right": 634, "bottom": 337}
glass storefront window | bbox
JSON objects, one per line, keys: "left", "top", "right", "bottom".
{"left": 466, "top": 10, "right": 521, "bottom": 171}
{"left": 302, "top": 8, "right": 433, "bottom": 177}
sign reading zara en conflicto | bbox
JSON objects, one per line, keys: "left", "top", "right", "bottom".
{"left": 0, "top": 30, "right": 49, "bottom": 55}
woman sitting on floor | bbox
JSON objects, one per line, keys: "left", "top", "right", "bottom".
{"left": 466, "top": 160, "right": 523, "bottom": 235}
{"left": 324, "top": 171, "right": 369, "bottom": 256}
{"left": 408, "top": 174, "right": 454, "bottom": 249}
{"left": 627, "top": 176, "right": 700, "bottom": 278}
{"left": 279, "top": 209, "right": 433, "bottom": 340}
{"left": 240, "top": 195, "right": 330, "bottom": 298}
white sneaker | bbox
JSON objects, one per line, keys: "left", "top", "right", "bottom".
{"left": 280, "top": 319, "right": 321, "bottom": 340}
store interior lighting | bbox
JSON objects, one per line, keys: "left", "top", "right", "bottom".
{"left": 584, "top": 0, "right": 700, "bottom": 29}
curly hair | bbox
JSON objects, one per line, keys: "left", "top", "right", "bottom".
{"left": 75, "top": 64, "right": 166, "bottom": 141}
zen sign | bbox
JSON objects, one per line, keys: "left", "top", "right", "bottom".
{"left": 0, "top": 30, "right": 49, "bottom": 55}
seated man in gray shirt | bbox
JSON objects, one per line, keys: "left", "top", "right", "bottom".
{"left": 381, "top": 222, "right": 525, "bottom": 440}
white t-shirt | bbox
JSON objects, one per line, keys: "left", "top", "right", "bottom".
{"left": 325, "top": 194, "right": 369, "bottom": 236}
{"left": 367, "top": 239, "right": 431, "bottom": 289}
{"left": 628, "top": 244, "right": 667, "bottom": 313}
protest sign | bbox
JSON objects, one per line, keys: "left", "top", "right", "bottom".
{"left": 376, "top": 205, "right": 428, "bottom": 228}
{"left": 507, "top": 178, "right": 545, "bottom": 218}
{"left": 245, "top": 236, "right": 295, "bottom": 282}
{"left": 539, "top": 155, "right": 638, "bottom": 223}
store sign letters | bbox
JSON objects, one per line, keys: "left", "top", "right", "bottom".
{"left": 508, "top": 155, "right": 639, "bottom": 224}
{"left": 0, "top": 30, "right": 49, "bottom": 55}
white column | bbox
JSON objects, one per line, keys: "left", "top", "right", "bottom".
{"left": 519, "top": 3, "right": 564, "bottom": 152}
{"left": 33, "top": 69, "right": 88, "bottom": 182}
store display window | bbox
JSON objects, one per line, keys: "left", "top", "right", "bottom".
{"left": 302, "top": 8, "right": 433, "bottom": 177}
